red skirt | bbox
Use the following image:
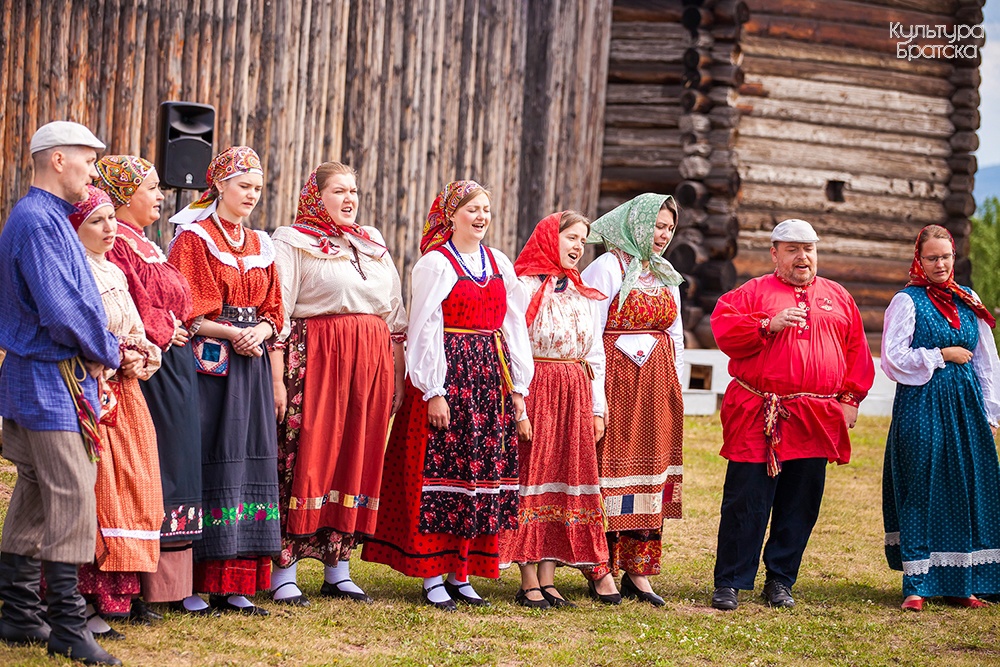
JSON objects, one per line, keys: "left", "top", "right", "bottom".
{"left": 361, "top": 382, "right": 501, "bottom": 579}
{"left": 599, "top": 331, "right": 684, "bottom": 533}
{"left": 193, "top": 557, "right": 271, "bottom": 596}
{"left": 499, "top": 361, "right": 607, "bottom": 567}
{"left": 277, "top": 315, "right": 392, "bottom": 566}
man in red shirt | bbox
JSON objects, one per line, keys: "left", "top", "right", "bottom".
{"left": 709, "top": 219, "right": 875, "bottom": 611}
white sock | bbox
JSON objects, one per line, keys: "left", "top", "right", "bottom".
{"left": 325, "top": 560, "right": 364, "bottom": 595}
{"left": 271, "top": 562, "right": 302, "bottom": 599}
{"left": 446, "top": 573, "right": 482, "bottom": 600}
{"left": 423, "top": 575, "right": 452, "bottom": 604}
{"left": 85, "top": 604, "right": 112, "bottom": 633}
{"left": 182, "top": 595, "right": 210, "bottom": 611}
{"left": 226, "top": 595, "right": 254, "bottom": 608}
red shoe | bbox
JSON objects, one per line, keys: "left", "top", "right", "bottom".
{"left": 944, "top": 596, "right": 989, "bottom": 609}
{"left": 901, "top": 596, "right": 924, "bottom": 612}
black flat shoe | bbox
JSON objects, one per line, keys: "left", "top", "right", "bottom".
{"left": 127, "top": 599, "right": 163, "bottom": 625}
{"left": 91, "top": 626, "right": 125, "bottom": 641}
{"left": 208, "top": 594, "right": 270, "bottom": 616}
{"left": 711, "top": 587, "right": 739, "bottom": 611}
{"left": 272, "top": 582, "right": 311, "bottom": 607}
{"left": 167, "top": 600, "right": 216, "bottom": 616}
{"left": 320, "top": 580, "right": 373, "bottom": 603}
{"left": 444, "top": 580, "right": 490, "bottom": 607}
{"left": 514, "top": 587, "right": 550, "bottom": 609}
{"left": 587, "top": 580, "right": 622, "bottom": 605}
{"left": 621, "top": 573, "right": 665, "bottom": 607}
{"left": 762, "top": 580, "right": 795, "bottom": 609}
{"left": 421, "top": 583, "right": 457, "bottom": 612}
{"left": 540, "top": 585, "right": 576, "bottom": 608}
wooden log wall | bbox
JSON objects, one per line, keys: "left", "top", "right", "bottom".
{"left": 0, "top": 0, "right": 612, "bottom": 297}
{"left": 732, "top": 0, "right": 985, "bottom": 349}
{"left": 598, "top": 0, "right": 747, "bottom": 349}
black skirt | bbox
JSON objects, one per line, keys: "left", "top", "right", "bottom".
{"left": 140, "top": 343, "right": 204, "bottom": 543}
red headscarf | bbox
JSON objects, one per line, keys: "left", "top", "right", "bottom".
{"left": 514, "top": 211, "right": 606, "bottom": 327}
{"left": 291, "top": 170, "right": 386, "bottom": 257}
{"left": 69, "top": 185, "right": 115, "bottom": 230}
{"left": 421, "top": 180, "right": 486, "bottom": 255}
{"left": 906, "top": 226, "right": 995, "bottom": 329}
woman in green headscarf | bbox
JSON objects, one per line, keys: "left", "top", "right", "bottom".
{"left": 578, "top": 193, "right": 684, "bottom": 607}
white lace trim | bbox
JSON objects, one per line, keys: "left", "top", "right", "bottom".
{"left": 520, "top": 482, "right": 601, "bottom": 497}
{"left": 170, "top": 223, "right": 275, "bottom": 273}
{"left": 885, "top": 532, "right": 900, "bottom": 546}
{"left": 599, "top": 466, "right": 683, "bottom": 489}
{"left": 902, "top": 549, "right": 1000, "bottom": 576}
{"left": 100, "top": 527, "right": 162, "bottom": 541}
{"left": 421, "top": 483, "right": 519, "bottom": 496}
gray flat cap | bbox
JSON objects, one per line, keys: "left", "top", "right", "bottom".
{"left": 770, "top": 218, "right": 819, "bottom": 243}
{"left": 30, "top": 121, "right": 106, "bottom": 155}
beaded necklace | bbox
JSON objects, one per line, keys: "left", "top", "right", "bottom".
{"left": 447, "top": 240, "right": 489, "bottom": 286}
{"left": 212, "top": 213, "right": 246, "bottom": 249}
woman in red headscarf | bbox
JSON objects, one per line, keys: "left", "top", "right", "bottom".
{"left": 167, "top": 146, "right": 284, "bottom": 616}
{"left": 498, "top": 211, "right": 615, "bottom": 609}
{"left": 70, "top": 185, "right": 163, "bottom": 639}
{"left": 94, "top": 155, "right": 205, "bottom": 617}
{"left": 266, "top": 162, "right": 406, "bottom": 606}
{"left": 362, "top": 180, "right": 533, "bottom": 610}
{"left": 881, "top": 224, "right": 1000, "bottom": 611}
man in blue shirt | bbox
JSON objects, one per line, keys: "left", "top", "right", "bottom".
{"left": 0, "top": 121, "right": 123, "bottom": 666}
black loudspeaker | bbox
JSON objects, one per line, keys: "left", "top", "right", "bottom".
{"left": 156, "top": 102, "right": 216, "bottom": 189}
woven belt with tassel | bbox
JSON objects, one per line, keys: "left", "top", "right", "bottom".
{"left": 735, "top": 378, "right": 836, "bottom": 478}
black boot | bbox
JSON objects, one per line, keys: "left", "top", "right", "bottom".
{"left": 42, "top": 561, "right": 121, "bottom": 666}
{"left": 0, "top": 551, "right": 51, "bottom": 645}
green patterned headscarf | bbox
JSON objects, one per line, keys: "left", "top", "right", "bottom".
{"left": 587, "top": 193, "right": 683, "bottom": 307}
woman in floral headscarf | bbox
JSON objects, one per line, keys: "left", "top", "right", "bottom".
{"left": 70, "top": 185, "right": 163, "bottom": 639}
{"left": 881, "top": 224, "right": 1000, "bottom": 612}
{"left": 579, "top": 193, "right": 684, "bottom": 607}
{"left": 266, "top": 162, "right": 406, "bottom": 606}
{"left": 362, "top": 180, "right": 533, "bottom": 610}
{"left": 167, "top": 146, "right": 283, "bottom": 616}
{"left": 499, "top": 211, "right": 614, "bottom": 609}
{"left": 94, "top": 155, "right": 206, "bottom": 617}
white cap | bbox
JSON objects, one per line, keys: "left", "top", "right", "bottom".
{"left": 770, "top": 218, "right": 819, "bottom": 243}
{"left": 29, "top": 121, "right": 106, "bottom": 155}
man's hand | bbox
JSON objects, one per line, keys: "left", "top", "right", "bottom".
{"left": 84, "top": 360, "right": 104, "bottom": 378}
{"left": 769, "top": 307, "right": 808, "bottom": 333}
{"left": 842, "top": 403, "right": 858, "bottom": 429}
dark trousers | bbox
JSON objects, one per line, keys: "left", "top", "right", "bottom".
{"left": 713, "top": 458, "right": 827, "bottom": 590}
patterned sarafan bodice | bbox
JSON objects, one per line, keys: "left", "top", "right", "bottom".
{"left": 436, "top": 246, "right": 507, "bottom": 330}
{"left": 605, "top": 254, "right": 677, "bottom": 331}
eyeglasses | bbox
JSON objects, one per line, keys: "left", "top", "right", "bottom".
{"left": 920, "top": 254, "right": 954, "bottom": 264}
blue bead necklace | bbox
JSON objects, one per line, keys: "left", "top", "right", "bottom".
{"left": 448, "top": 240, "right": 489, "bottom": 285}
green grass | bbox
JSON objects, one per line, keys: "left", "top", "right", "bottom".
{"left": 2, "top": 415, "right": 999, "bottom": 666}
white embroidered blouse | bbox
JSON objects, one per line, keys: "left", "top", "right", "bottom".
{"left": 519, "top": 275, "right": 607, "bottom": 416}
{"left": 580, "top": 251, "right": 685, "bottom": 383}
{"left": 86, "top": 251, "right": 161, "bottom": 380}
{"left": 406, "top": 246, "right": 534, "bottom": 401}
{"left": 881, "top": 290, "right": 1000, "bottom": 426}
{"left": 272, "top": 226, "right": 407, "bottom": 343}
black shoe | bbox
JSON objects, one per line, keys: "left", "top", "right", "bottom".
{"left": 540, "top": 585, "right": 576, "bottom": 608}
{"left": 762, "top": 581, "right": 795, "bottom": 609}
{"left": 271, "top": 582, "right": 311, "bottom": 607}
{"left": 208, "top": 594, "right": 270, "bottom": 616}
{"left": 421, "top": 583, "right": 457, "bottom": 612}
{"left": 711, "top": 587, "right": 739, "bottom": 610}
{"left": 127, "top": 598, "right": 164, "bottom": 625}
{"left": 514, "top": 587, "right": 550, "bottom": 609}
{"left": 620, "top": 573, "right": 666, "bottom": 607}
{"left": 43, "top": 561, "right": 122, "bottom": 666}
{"left": 0, "top": 552, "right": 51, "bottom": 646}
{"left": 167, "top": 600, "right": 216, "bottom": 616}
{"left": 88, "top": 620, "right": 125, "bottom": 642}
{"left": 443, "top": 580, "right": 490, "bottom": 607}
{"left": 320, "top": 580, "right": 373, "bottom": 603}
{"left": 587, "top": 580, "right": 622, "bottom": 606}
